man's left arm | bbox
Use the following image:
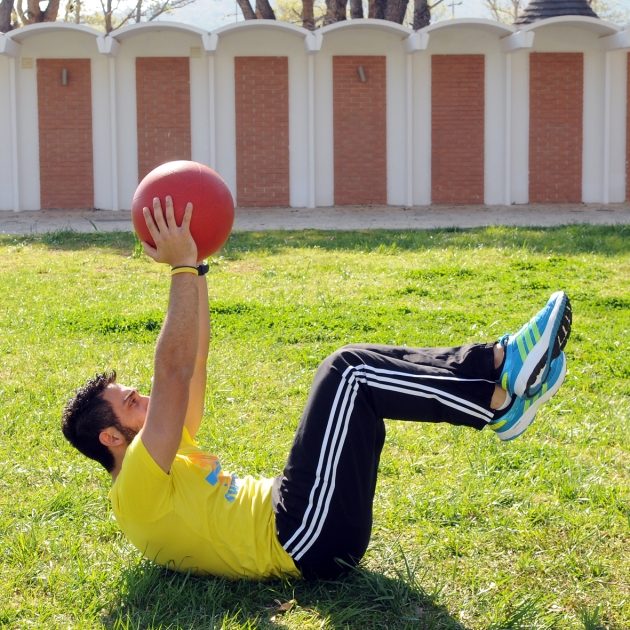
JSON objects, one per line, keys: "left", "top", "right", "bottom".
{"left": 184, "top": 272, "right": 210, "bottom": 439}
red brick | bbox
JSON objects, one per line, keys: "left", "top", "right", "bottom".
{"left": 333, "top": 56, "right": 386, "bottom": 205}
{"left": 235, "top": 57, "right": 289, "bottom": 207}
{"left": 529, "top": 53, "right": 583, "bottom": 203}
{"left": 431, "top": 55, "right": 485, "bottom": 204}
{"left": 37, "top": 59, "right": 94, "bottom": 209}
{"left": 136, "top": 58, "right": 191, "bottom": 181}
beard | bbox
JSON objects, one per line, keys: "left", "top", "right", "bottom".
{"left": 115, "top": 422, "right": 139, "bottom": 445}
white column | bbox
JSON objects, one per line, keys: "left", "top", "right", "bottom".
{"left": 9, "top": 56, "right": 19, "bottom": 213}
{"left": 603, "top": 50, "right": 611, "bottom": 205}
{"left": 500, "top": 30, "right": 534, "bottom": 205}
{"left": 504, "top": 53, "right": 512, "bottom": 206}
{"left": 406, "top": 51, "right": 413, "bottom": 208}
{"left": 108, "top": 56, "right": 119, "bottom": 211}
{"left": 208, "top": 54, "right": 216, "bottom": 171}
{"left": 308, "top": 53, "right": 315, "bottom": 209}
{"left": 404, "top": 32, "right": 429, "bottom": 206}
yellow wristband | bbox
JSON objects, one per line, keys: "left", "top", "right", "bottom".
{"left": 171, "top": 266, "right": 199, "bottom": 276}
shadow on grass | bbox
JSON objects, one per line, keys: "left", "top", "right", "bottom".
{"left": 104, "top": 552, "right": 471, "bottom": 630}
{"left": 2, "top": 224, "right": 630, "bottom": 257}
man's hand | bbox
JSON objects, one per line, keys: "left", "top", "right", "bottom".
{"left": 141, "top": 196, "right": 198, "bottom": 268}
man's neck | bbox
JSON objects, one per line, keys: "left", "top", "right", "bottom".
{"left": 110, "top": 447, "right": 127, "bottom": 482}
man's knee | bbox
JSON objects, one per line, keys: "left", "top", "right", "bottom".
{"left": 322, "top": 345, "right": 366, "bottom": 373}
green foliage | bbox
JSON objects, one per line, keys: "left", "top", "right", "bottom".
{"left": 1, "top": 225, "right": 629, "bottom": 629}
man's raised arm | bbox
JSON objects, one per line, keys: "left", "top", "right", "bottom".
{"left": 183, "top": 273, "right": 210, "bottom": 439}
{"left": 140, "top": 196, "right": 199, "bottom": 473}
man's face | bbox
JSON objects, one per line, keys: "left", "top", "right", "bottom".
{"left": 101, "top": 383, "right": 150, "bottom": 442}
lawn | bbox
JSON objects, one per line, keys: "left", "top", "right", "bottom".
{"left": 0, "top": 225, "right": 629, "bottom": 630}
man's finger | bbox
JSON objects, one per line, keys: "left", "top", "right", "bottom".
{"left": 181, "top": 202, "right": 193, "bottom": 231}
{"left": 153, "top": 197, "right": 168, "bottom": 232}
{"left": 143, "top": 207, "right": 161, "bottom": 242}
{"left": 164, "top": 196, "right": 176, "bottom": 230}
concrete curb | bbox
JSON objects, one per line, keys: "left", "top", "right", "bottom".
{"left": 1, "top": 203, "right": 630, "bottom": 235}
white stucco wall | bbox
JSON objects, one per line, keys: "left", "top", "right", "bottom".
{"left": 510, "top": 50, "right": 529, "bottom": 204}
{"left": 213, "top": 27, "right": 310, "bottom": 208}
{"left": 0, "top": 55, "right": 13, "bottom": 211}
{"left": 313, "top": 27, "right": 409, "bottom": 206}
{"left": 609, "top": 49, "right": 627, "bottom": 203}
{"left": 424, "top": 24, "right": 509, "bottom": 205}
{"left": 411, "top": 50, "right": 431, "bottom": 206}
{"left": 9, "top": 31, "right": 108, "bottom": 210}
{"left": 529, "top": 26, "right": 603, "bottom": 203}
{"left": 0, "top": 20, "right": 628, "bottom": 211}
{"left": 111, "top": 30, "right": 207, "bottom": 209}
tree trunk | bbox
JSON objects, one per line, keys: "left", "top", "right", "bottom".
{"left": 0, "top": 0, "right": 14, "bottom": 31}
{"left": 302, "top": 0, "right": 314, "bottom": 29}
{"left": 255, "top": 0, "right": 275, "bottom": 19}
{"left": 23, "top": 0, "right": 60, "bottom": 22}
{"left": 368, "top": 0, "right": 387, "bottom": 19}
{"left": 384, "top": 0, "right": 408, "bottom": 22}
{"left": 323, "top": 0, "right": 336, "bottom": 23}
{"left": 336, "top": 0, "right": 348, "bottom": 20}
{"left": 236, "top": 0, "right": 256, "bottom": 19}
{"left": 349, "top": 0, "right": 363, "bottom": 19}
{"left": 413, "top": 0, "right": 430, "bottom": 28}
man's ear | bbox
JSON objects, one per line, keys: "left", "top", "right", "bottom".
{"left": 99, "top": 428, "right": 125, "bottom": 448}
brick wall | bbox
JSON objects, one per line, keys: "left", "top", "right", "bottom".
{"left": 431, "top": 55, "right": 485, "bottom": 205}
{"left": 235, "top": 56, "right": 289, "bottom": 207}
{"left": 37, "top": 59, "right": 94, "bottom": 209}
{"left": 333, "top": 56, "right": 387, "bottom": 206}
{"left": 627, "top": 53, "right": 630, "bottom": 201}
{"left": 136, "top": 57, "right": 191, "bottom": 182}
{"left": 529, "top": 53, "right": 583, "bottom": 203}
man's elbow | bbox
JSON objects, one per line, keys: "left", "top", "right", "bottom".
{"left": 156, "top": 363, "right": 196, "bottom": 386}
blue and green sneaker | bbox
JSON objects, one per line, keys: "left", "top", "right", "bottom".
{"left": 490, "top": 352, "right": 566, "bottom": 441}
{"left": 498, "top": 291, "right": 571, "bottom": 399}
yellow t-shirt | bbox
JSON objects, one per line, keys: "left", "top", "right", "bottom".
{"left": 108, "top": 428, "right": 299, "bottom": 580}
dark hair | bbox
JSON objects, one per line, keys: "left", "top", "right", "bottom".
{"left": 61, "top": 371, "right": 121, "bottom": 472}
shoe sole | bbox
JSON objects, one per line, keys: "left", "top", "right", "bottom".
{"left": 499, "top": 353, "right": 567, "bottom": 441}
{"left": 524, "top": 294, "right": 572, "bottom": 397}
{"left": 513, "top": 292, "right": 571, "bottom": 398}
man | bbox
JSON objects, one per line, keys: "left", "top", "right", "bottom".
{"left": 62, "top": 199, "right": 572, "bottom": 580}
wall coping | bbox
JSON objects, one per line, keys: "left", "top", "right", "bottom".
{"left": 520, "top": 15, "right": 621, "bottom": 35}
{"left": 2, "top": 17, "right": 626, "bottom": 57}
{"left": 319, "top": 18, "right": 412, "bottom": 38}
{"left": 212, "top": 19, "right": 309, "bottom": 39}
{"left": 6, "top": 22, "right": 103, "bottom": 42}
{"left": 110, "top": 20, "right": 208, "bottom": 41}
{"left": 421, "top": 18, "right": 515, "bottom": 37}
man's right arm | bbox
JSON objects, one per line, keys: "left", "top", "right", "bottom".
{"left": 139, "top": 197, "right": 199, "bottom": 473}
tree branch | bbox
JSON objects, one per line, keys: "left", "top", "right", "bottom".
{"left": 16, "top": 0, "right": 26, "bottom": 23}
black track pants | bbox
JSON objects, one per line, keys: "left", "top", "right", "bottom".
{"left": 272, "top": 343, "right": 497, "bottom": 579}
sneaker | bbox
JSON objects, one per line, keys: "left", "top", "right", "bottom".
{"left": 498, "top": 291, "right": 571, "bottom": 399}
{"left": 489, "top": 352, "right": 566, "bottom": 441}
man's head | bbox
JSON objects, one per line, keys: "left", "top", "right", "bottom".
{"left": 61, "top": 371, "right": 149, "bottom": 472}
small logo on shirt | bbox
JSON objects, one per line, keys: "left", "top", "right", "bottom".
{"left": 186, "top": 452, "right": 241, "bottom": 502}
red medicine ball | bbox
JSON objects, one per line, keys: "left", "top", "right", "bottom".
{"left": 132, "top": 161, "right": 235, "bottom": 260}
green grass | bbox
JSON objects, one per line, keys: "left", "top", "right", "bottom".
{"left": 1, "top": 225, "right": 629, "bottom": 629}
